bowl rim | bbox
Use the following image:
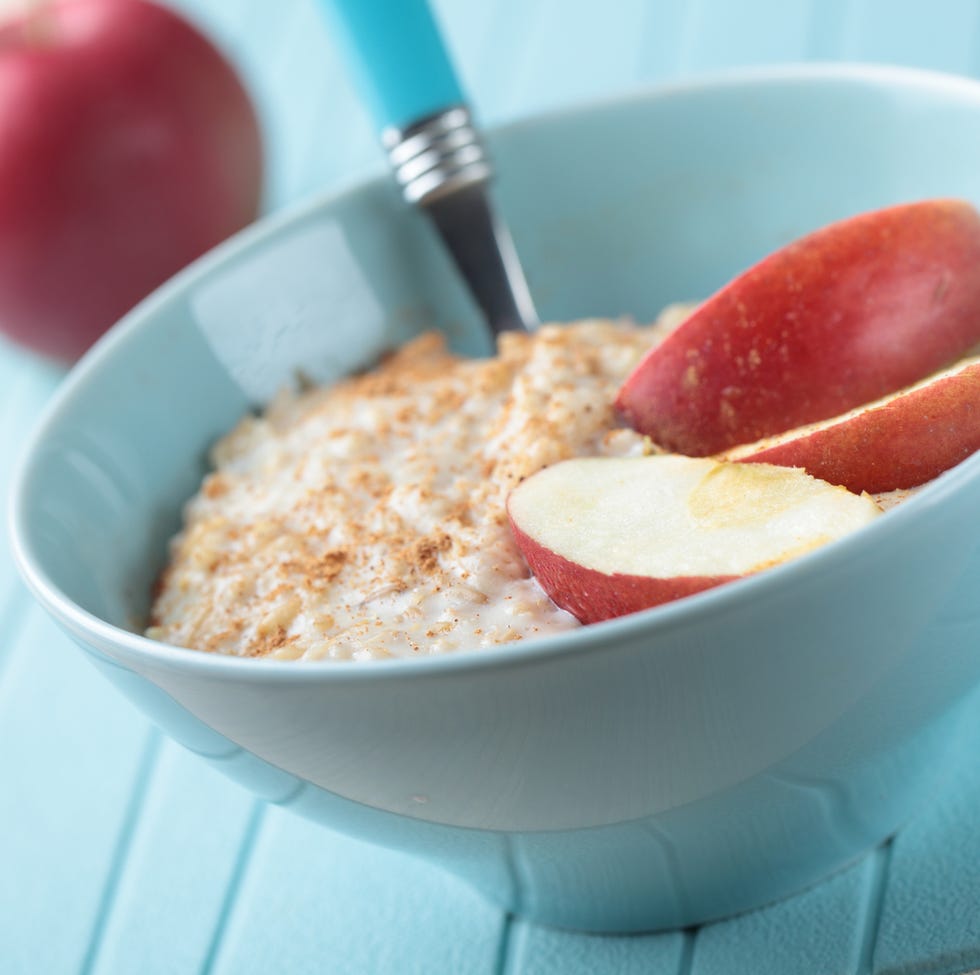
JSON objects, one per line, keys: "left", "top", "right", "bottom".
{"left": 10, "top": 60, "right": 980, "bottom": 684}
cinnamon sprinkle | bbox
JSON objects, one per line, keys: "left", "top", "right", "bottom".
{"left": 147, "top": 312, "right": 691, "bottom": 661}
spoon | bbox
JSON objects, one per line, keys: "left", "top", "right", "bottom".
{"left": 313, "top": 0, "right": 538, "bottom": 337}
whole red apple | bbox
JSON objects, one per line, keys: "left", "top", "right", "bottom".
{"left": 0, "top": 0, "right": 262, "bottom": 361}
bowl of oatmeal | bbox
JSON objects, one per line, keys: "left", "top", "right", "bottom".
{"left": 10, "top": 64, "right": 980, "bottom": 933}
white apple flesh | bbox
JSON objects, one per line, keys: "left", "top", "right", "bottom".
{"left": 508, "top": 456, "right": 881, "bottom": 624}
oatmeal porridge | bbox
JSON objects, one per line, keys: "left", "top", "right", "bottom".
{"left": 147, "top": 309, "right": 692, "bottom": 661}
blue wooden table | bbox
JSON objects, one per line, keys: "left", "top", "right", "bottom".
{"left": 2, "top": 1, "right": 980, "bottom": 972}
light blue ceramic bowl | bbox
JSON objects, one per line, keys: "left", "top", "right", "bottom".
{"left": 10, "top": 64, "right": 980, "bottom": 933}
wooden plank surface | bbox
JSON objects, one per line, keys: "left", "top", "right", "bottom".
{"left": 2, "top": 1, "right": 980, "bottom": 972}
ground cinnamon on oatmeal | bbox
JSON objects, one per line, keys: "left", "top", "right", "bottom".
{"left": 147, "top": 310, "right": 691, "bottom": 661}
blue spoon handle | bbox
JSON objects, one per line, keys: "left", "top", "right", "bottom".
{"left": 314, "top": 0, "right": 538, "bottom": 335}
{"left": 315, "top": 0, "right": 464, "bottom": 133}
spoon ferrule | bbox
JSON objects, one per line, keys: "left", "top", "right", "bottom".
{"left": 382, "top": 105, "right": 492, "bottom": 206}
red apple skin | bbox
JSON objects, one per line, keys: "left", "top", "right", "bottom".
{"left": 509, "top": 518, "right": 738, "bottom": 623}
{"left": 616, "top": 199, "right": 980, "bottom": 456}
{"left": 728, "top": 359, "right": 980, "bottom": 494}
{"left": 0, "top": 0, "right": 263, "bottom": 361}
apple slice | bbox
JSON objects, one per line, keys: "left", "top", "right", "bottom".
{"left": 725, "top": 356, "right": 980, "bottom": 494}
{"left": 615, "top": 199, "right": 980, "bottom": 455}
{"left": 507, "top": 456, "right": 881, "bottom": 624}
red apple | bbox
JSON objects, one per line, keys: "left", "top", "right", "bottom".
{"left": 507, "top": 456, "right": 881, "bottom": 624}
{"left": 0, "top": 0, "right": 263, "bottom": 361}
{"left": 616, "top": 199, "right": 980, "bottom": 456}
{"left": 725, "top": 356, "right": 980, "bottom": 493}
